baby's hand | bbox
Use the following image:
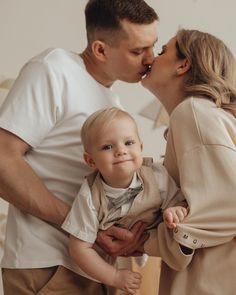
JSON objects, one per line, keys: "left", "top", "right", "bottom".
{"left": 113, "top": 268, "right": 142, "bottom": 294}
{"left": 163, "top": 206, "right": 188, "bottom": 229}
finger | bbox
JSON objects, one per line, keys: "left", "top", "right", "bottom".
{"left": 182, "top": 207, "right": 188, "bottom": 216}
{"left": 115, "top": 223, "right": 148, "bottom": 256}
{"left": 133, "top": 271, "right": 142, "bottom": 279}
{"left": 175, "top": 210, "right": 186, "bottom": 222}
{"left": 130, "top": 221, "right": 147, "bottom": 236}
{"left": 131, "top": 280, "right": 142, "bottom": 288}
{"left": 164, "top": 211, "right": 174, "bottom": 224}
{"left": 108, "top": 225, "right": 134, "bottom": 242}
{"left": 131, "top": 280, "right": 141, "bottom": 288}
{"left": 96, "top": 231, "right": 114, "bottom": 252}
{"left": 124, "top": 232, "right": 150, "bottom": 256}
{"left": 112, "top": 221, "right": 147, "bottom": 243}
{"left": 96, "top": 225, "right": 136, "bottom": 256}
{"left": 166, "top": 222, "right": 176, "bottom": 229}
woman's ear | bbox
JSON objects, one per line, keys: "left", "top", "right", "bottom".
{"left": 84, "top": 152, "right": 96, "bottom": 169}
{"left": 91, "top": 40, "right": 106, "bottom": 62}
{"left": 176, "top": 58, "right": 191, "bottom": 76}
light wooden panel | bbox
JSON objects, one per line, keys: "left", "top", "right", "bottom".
{"left": 132, "top": 257, "right": 161, "bottom": 295}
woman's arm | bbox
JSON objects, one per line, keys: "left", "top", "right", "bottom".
{"left": 69, "top": 235, "right": 142, "bottom": 294}
{"left": 165, "top": 98, "right": 236, "bottom": 250}
{"left": 172, "top": 144, "right": 236, "bottom": 249}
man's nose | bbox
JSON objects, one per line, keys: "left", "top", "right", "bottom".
{"left": 143, "top": 48, "right": 155, "bottom": 66}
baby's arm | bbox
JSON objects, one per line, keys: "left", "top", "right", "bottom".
{"left": 69, "top": 235, "right": 142, "bottom": 294}
{"left": 163, "top": 202, "right": 188, "bottom": 229}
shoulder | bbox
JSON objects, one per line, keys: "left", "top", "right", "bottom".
{"left": 151, "top": 162, "right": 173, "bottom": 190}
{"left": 152, "top": 161, "right": 168, "bottom": 175}
{"left": 29, "top": 48, "right": 73, "bottom": 63}
{"left": 170, "top": 97, "right": 214, "bottom": 125}
{"left": 169, "top": 96, "right": 236, "bottom": 148}
{"left": 24, "top": 48, "right": 82, "bottom": 74}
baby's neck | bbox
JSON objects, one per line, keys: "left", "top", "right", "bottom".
{"left": 101, "top": 173, "right": 135, "bottom": 189}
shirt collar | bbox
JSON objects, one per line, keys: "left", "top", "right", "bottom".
{"left": 100, "top": 172, "right": 142, "bottom": 199}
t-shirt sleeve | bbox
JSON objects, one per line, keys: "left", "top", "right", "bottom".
{"left": 62, "top": 179, "right": 99, "bottom": 244}
{"left": 0, "top": 60, "right": 62, "bottom": 147}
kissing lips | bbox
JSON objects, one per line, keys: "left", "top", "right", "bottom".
{"left": 141, "top": 65, "right": 152, "bottom": 78}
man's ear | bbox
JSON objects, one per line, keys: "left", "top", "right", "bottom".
{"left": 91, "top": 40, "right": 107, "bottom": 62}
{"left": 176, "top": 58, "right": 191, "bottom": 76}
{"left": 84, "top": 152, "right": 96, "bottom": 169}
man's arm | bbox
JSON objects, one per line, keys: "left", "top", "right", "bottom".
{"left": 0, "top": 128, "right": 70, "bottom": 225}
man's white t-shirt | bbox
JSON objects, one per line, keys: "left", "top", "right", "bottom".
{"left": 0, "top": 48, "right": 122, "bottom": 277}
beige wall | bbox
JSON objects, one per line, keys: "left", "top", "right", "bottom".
{"left": 0, "top": 1, "right": 235, "bottom": 294}
{"left": 1, "top": 0, "right": 235, "bottom": 159}
{"left": 0, "top": 0, "right": 236, "bottom": 159}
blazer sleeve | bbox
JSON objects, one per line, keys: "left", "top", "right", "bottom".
{"left": 168, "top": 98, "right": 236, "bottom": 250}
{"left": 173, "top": 144, "right": 236, "bottom": 249}
{"left": 144, "top": 98, "right": 236, "bottom": 270}
{"left": 144, "top": 223, "right": 194, "bottom": 271}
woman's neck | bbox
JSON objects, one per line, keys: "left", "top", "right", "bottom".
{"left": 154, "top": 84, "right": 186, "bottom": 115}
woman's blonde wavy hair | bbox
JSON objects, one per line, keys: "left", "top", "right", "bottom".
{"left": 176, "top": 29, "right": 236, "bottom": 117}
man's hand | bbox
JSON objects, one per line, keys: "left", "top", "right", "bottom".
{"left": 96, "top": 222, "right": 149, "bottom": 257}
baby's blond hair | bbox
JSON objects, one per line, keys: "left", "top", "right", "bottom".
{"left": 81, "top": 107, "right": 140, "bottom": 151}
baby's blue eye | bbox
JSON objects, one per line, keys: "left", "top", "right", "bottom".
{"left": 102, "top": 144, "right": 112, "bottom": 150}
{"left": 125, "top": 140, "right": 135, "bottom": 146}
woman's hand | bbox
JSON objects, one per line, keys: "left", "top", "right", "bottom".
{"left": 96, "top": 221, "right": 149, "bottom": 257}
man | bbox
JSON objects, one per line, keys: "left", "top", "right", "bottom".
{"left": 0, "top": 0, "right": 158, "bottom": 294}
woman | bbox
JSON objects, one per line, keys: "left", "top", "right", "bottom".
{"left": 141, "top": 29, "right": 236, "bottom": 295}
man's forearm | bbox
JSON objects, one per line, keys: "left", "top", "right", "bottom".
{"left": 0, "top": 156, "right": 70, "bottom": 225}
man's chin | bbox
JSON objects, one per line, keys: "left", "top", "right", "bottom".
{"left": 121, "top": 73, "right": 145, "bottom": 83}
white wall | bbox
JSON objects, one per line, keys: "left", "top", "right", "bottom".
{"left": 0, "top": 1, "right": 235, "bottom": 293}
{"left": 0, "top": 0, "right": 236, "bottom": 159}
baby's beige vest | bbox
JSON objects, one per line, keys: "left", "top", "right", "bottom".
{"left": 86, "top": 158, "right": 163, "bottom": 231}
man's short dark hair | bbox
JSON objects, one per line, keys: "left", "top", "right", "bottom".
{"left": 85, "top": 0, "right": 158, "bottom": 45}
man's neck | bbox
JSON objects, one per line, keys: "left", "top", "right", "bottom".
{"left": 80, "top": 49, "right": 113, "bottom": 88}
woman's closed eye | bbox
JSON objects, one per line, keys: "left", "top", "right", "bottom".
{"left": 157, "top": 49, "right": 165, "bottom": 56}
{"left": 157, "top": 45, "right": 167, "bottom": 56}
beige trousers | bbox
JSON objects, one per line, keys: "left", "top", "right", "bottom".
{"left": 2, "top": 266, "right": 116, "bottom": 295}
